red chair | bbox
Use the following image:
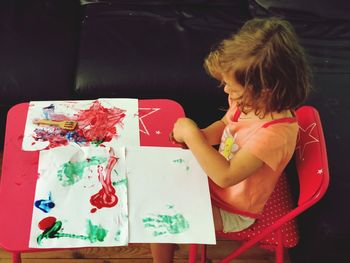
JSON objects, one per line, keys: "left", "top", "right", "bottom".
{"left": 188, "top": 105, "right": 330, "bottom": 263}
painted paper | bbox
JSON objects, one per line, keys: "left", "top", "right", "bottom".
{"left": 29, "top": 145, "right": 128, "bottom": 248}
{"left": 126, "top": 146, "right": 216, "bottom": 244}
{"left": 22, "top": 98, "right": 139, "bottom": 151}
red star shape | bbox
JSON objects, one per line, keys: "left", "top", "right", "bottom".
{"left": 296, "top": 123, "right": 319, "bottom": 160}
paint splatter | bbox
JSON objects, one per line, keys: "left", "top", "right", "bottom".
{"left": 172, "top": 158, "right": 190, "bottom": 171}
{"left": 34, "top": 192, "right": 55, "bottom": 213}
{"left": 32, "top": 100, "right": 126, "bottom": 149}
{"left": 114, "top": 230, "right": 121, "bottom": 241}
{"left": 74, "top": 100, "right": 126, "bottom": 144}
{"left": 37, "top": 217, "right": 108, "bottom": 245}
{"left": 90, "top": 148, "right": 119, "bottom": 213}
{"left": 142, "top": 206, "right": 190, "bottom": 236}
{"left": 112, "top": 178, "right": 128, "bottom": 187}
{"left": 57, "top": 156, "right": 107, "bottom": 186}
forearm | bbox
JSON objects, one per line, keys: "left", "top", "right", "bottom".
{"left": 185, "top": 129, "right": 263, "bottom": 188}
{"left": 184, "top": 129, "right": 232, "bottom": 187}
{"left": 201, "top": 120, "right": 226, "bottom": 145}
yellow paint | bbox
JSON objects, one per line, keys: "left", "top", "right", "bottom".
{"left": 222, "top": 137, "right": 234, "bottom": 158}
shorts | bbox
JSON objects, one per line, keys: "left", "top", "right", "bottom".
{"left": 220, "top": 209, "right": 255, "bottom": 233}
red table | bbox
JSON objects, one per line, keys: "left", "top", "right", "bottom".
{"left": 0, "top": 99, "right": 185, "bottom": 263}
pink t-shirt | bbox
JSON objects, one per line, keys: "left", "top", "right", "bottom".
{"left": 209, "top": 104, "right": 299, "bottom": 218}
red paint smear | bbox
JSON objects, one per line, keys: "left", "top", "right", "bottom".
{"left": 75, "top": 101, "right": 126, "bottom": 142}
{"left": 33, "top": 128, "right": 69, "bottom": 149}
{"left": 38, "top": 216, "right": 57, "bottom": 230}
{"left": 90, "top": 148, "right": 119, "bottom": 211}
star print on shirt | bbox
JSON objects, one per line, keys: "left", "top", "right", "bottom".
{"left": 296, "top": 123, "right": 319, "bottom": 160}
{"left": 138, "top": 108, "right": 160, "bottom": 135}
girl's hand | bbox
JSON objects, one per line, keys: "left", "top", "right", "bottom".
{"left": 172, "top": 117, "right": 200, "bottom": 144}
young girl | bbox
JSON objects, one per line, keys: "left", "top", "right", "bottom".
{"left": 151, "top": 17, "right": 311, "bottom": 262}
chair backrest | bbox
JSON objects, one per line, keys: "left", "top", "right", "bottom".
{"left": 295, "top": 106, "right": 330, "bottom": 208}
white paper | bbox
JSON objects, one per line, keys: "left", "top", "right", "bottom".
{"left": 126, "top": 146, "right": 216, "bottom": 244}
{"left": 22, "top": 98, "right": 139, "bottom": 151}
{"left": 29, "top": 145, "right": 128, "bottom": 248}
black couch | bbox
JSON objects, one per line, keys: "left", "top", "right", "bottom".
{"left": 1, "top": 1, "right": 350, "bottom": 262}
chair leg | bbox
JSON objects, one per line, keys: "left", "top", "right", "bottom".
{"left": 12, "top": 252, "right": 21, "bottom": 263}
{"left": 200, "top": 244, "right": 207, "bottom": 263}
{"left": 188, "top": 244, "right": 207, "bottom": 263}
{"left": 275, "top": 229, "right": 284, "bottom": 263}
{"left": 189, "top": 244, "right": 198, "bottom": 263}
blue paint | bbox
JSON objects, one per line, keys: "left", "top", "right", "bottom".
{"left": 35, "top": 192, "right": 55, "bottom": 213}
{"left": 42, "top": 104, "right": 55, "bottom": 119}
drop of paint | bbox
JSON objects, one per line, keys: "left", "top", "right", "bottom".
{"left": 38, "top": 216, "right": 57, "bottom": 230}
{"left": 91, "top": 208, "right": 97, "bottom": 213}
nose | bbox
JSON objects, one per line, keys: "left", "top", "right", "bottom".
{"left": 223, "top": 85, "right": 231, "bottom": 94}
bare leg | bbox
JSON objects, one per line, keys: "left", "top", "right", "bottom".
{"left": 212, "top": 205, "right": 224, "bottom": 231}
{"left": 150, "top": 206, "right": 222, "bottom": 262}
{"left": 150, "top": 243, "right": 176, "bottom": 263}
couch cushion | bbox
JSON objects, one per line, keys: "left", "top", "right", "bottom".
{"left": 249, "top": 0, "right": 350, "bottom": 21}
{"left": 75, "top": 2, "right": 251, "bottom": 127}
{"left": 0, "top": 0, "right": 81, "bottom": 106}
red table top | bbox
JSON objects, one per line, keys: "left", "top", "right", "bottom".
{"left": 0, "top": 99, "right": 185, "bottom": 252}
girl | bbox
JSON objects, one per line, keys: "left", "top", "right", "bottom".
{"left": 151, "top": 17, "right": 311, "bottom": 263}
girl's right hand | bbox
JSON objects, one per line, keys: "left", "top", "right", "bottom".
{"left": 172, "top": 117, "right": 200, "bottom": 145}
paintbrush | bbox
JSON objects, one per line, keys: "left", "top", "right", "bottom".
{"left": 33, "top": 119, "right": 77, "bottom": 130}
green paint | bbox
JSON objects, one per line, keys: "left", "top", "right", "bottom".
{"left": 86, "top": 219, "right": 108, "bottom": 243}
{"left": 57, "top": 156, "right": 107, "bottom": 186}
{"left": 154, "top": 231, "right": 167, "bottom": 236}
{"left": 142, "top": 213, "right": 190, "bottom": 236}
{"left": 114, "top": 230, "right": 121, "bottom": 241}
{"left": 173, "top": 158, "right": 190, "bottom": 171}
{"left": 91, "top": 140, "right": 104, "bottom": 146}
{"left": 37, "top": 219, "right": 108, "bottom": 245}
{"left": 173, "top": 158, "right": 185, "bottom": 163}
{"left": 112, "top": 178, "right": 128, "bottom": 187}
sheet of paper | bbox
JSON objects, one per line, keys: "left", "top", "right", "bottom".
{"left": 126, "top": 146, "right": 216, "bottom": 244}
{"left": 22, "top": 98, "right": 139, "bottom": 151}
{"left": 29, "top": 145, "right": 128, "bottom": 248}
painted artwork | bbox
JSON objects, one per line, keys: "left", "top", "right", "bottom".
{"left": 29, "top": 145, "right": 128, "bottom": 248}
{"left": 126, "top": 146, "right": 216, "bottom": 244}
{"left": 22, "top": 98, "right": 139, "bottom": 151}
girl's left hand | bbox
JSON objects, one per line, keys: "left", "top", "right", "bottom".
{"left": 172, "top": 117, "right": 200, "bottom": 144}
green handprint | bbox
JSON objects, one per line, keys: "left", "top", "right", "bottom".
{"left": 142, "top": 213, "right": 190, "bottom": 236}
{"left": 57, "top": 156, "right": 107, "bottom": 186}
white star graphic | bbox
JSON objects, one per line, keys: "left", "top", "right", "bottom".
{"left": 317, "top": 169, "right": 323, "bottom": 175}
{"left": 296, "top": 123, "right": 319, "bottom": 160}
{"left": 138, "top": 108, "right": 160, "bottom": 135}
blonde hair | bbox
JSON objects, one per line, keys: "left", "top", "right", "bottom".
{"left": 205, "top": 17, "right": 312, "bottom": 115}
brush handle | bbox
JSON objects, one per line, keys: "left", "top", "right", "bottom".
{"left": 33, "top": 119, "right": 60, "bottom": 125}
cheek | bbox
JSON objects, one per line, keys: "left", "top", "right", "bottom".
{"left": 230, "top": 91, "right": 243, "bottom": 99}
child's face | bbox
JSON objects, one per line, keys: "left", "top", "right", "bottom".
{"left": 221, "top": 73, "right": 245, "bottom": 105}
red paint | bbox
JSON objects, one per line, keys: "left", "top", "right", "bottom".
{"left": 90, "top": 148, "right": 119, "bottom": 211}
{"left": 38, "top": 216, "right": 56, "bottom": 230}
{"left": 33, "top": 128, "right": 69, "bottom": 149}
{"left": 75, "top": 101, "right": 126, "bottom": 143}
